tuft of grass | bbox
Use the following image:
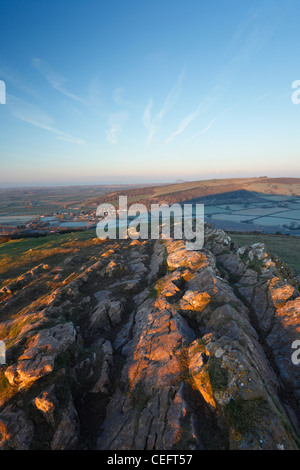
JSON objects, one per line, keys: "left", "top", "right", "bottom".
{"left": 176, "top": 347, "right": 193, "bottom": 385}
{"left": 224, "top": 397, "right": 268, "bottom": 433}
{"left": 208, "top": 357, "right": 228, "bottom": 392}
{"left": 247, "top": 255, "right": 262, "bottom": 274}
{"left": 146, "top": 284, "right": 158, "bottom": 299}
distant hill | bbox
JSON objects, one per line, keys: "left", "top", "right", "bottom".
{"left": 83, "top": 177, "right": 300, "bottom": 209}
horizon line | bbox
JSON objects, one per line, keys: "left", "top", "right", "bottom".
{"left": 2, "top": 175, "right": 300, "bottom": 190}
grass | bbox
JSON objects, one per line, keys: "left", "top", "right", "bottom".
{"left": 146, "top": 284, "right": 158, "bottom": 299}
{"left": 0, "top": 371, "right": 18, "bottom": 403}
{"left": 0, "top": 230, "right": 98, "bottom": 283}
{"left": 224, "top": 397, "right": 268, "bottom": 434}
{"left": 229, "top": 232, "right": 300, "bottom": 275}
{"left": 247, "top": 255, "right": 263, "bottom": 274}
{"left": 208, "top": 357, "right": 228, "bottom": 392}
{"left": 1, "top": 313, "right": 42, "bottom": 349}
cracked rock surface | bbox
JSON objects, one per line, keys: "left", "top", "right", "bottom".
{"left": 0, "top": 226, "right": 299, "bottom": 450}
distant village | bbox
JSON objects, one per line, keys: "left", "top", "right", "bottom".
{"left": 0, "top": 209, "right": 99, "bottom": 239}
{"left": 1, "top": 197, "right": 300, "bottom": 240}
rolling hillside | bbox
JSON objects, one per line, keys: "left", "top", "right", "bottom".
{"left": 84, "top": 177, "right": 300, "bottom": 209}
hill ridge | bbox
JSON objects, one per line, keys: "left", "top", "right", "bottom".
{"left": 0, "top": 224, "right": 299, "bottom": 449}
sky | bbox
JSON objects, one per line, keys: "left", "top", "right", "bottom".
{"left": 0, "top": 0, "right": 300, "bottom": 187}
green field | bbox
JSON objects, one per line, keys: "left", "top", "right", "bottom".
{"left": 211, "top": 214, "right": 256, "bottom": 222}
{"left": 252, "top": 216, "right": 297, "bottom": 227}
{"left": 0, "top": 229, "right": 97, "bottom": 285}
{"left": 229, "top": 232, "right": 300, "bottom": 275}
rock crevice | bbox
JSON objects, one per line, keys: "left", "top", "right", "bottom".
{"left": 0, "top": 229, "right": 299, "bottom": 450}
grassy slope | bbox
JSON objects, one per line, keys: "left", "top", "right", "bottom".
{"left": 1, "top": 228, "right": 299, "bottom": 281}
{"left": 86, "top": 177, "right": 300, "bottom": 208}
{"left": 229, "top": 232, "right": 300, "bottom": 275}
{"left": 151, "top": 177, "right": 300, "bottom": 199}
{"left": 0, "top": 230, "right": 96, "bottom": 286}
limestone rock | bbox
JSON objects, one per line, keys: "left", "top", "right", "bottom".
{"left": 33, "top": 385, "right": 57, "bottom": 425}
{"left": 5, "top": 323, "right": 76, "bottom": 388}
{"left": 1, "top": 227, "right": 300, "bottom": 450}
{"left": 0, "top": 407, "right": 34, "bottom": 450}
{"left": 50, "top": 398, "right": 80, "bottom": 450}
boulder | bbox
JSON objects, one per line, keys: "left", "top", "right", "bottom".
{"left": 5, "top": 323, "right": 76, "bottom": 388}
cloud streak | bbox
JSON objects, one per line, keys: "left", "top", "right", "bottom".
{"left": 164, "top": 106, "right": 201, "bottom": 145}
{"left": 32, "top": 58, "right": 87, "bottom": 105}
{"left": 164, "top": 3, "right": 280, "bottom": 146}
{"left": 143, "top": 69, "right": 185, "bottom": 145}
{"left": 182, "top": 104, "right": 238, "bottom": 146}
{"left": 0, "top": 63, "right": 38, "bottom": 98}
{"left": 164, "top": 92, "right": 218, "bottom": 146}
{"left": 105, "top": 111, "right": 128, "bottom": 144}
{"left": 7, "top": 95, "right": 85, "bottom": 144}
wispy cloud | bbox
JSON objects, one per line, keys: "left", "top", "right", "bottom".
{"left": 164, "top": 106, "right": 200, "bottom": 146}
{"left": 229, "top": 0, "right": 282, "bottom": 57}
{"left": 165, "top": 3, "right": 280, "bottom": 146}
{"left": 164, "top": 92, "right": 218, "bottom": 146}
{"left": 143, "top": 69, "right": 185, "bottom": 145}
{"left": 112, "top": 87, "right": 134, "bottom": 108}
{"left": 142, "top": 98, "right": 156, "bottom": 145}
{"left": 32, "top": 58, "right": 87, "bottom": 105}
{"left": 218, "top": 1, "right": 283, "bottom": 85}
{"left": 0, "top": 63, "right": 38, "bottom": 97}
{"left": 7, "top": 95, "right": 85, "bottom": 144}
{"left": 182, "top": 104, "right": 238, "bottom": 146}
{"left": 253, "top": 92, "right": 271, "bottom": 103}
{"left": 105, "top": 111, "right": 128, "bottom": 144}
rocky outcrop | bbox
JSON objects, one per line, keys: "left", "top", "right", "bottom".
{"left": 0, "top": 264, "right": 49, "bottom": 299}
{"left": 0, "top": 226, "right": 299, "bottom": 450}
{"left": 0, "top": 406, "right": 34, "bottom": 450}
{"left": 5, "top": 323, "right": 76, "bottom": 389}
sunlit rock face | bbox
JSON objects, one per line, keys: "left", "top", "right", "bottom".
{"left": 0, "top": 227, "right": 300, "bottom": 450}
{"left": 5, "top": 323, "right": 76, "bottom": 389}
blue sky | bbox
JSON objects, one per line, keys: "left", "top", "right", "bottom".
{"left": 0, "top": 0, "right": 300, "bottom": 186}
